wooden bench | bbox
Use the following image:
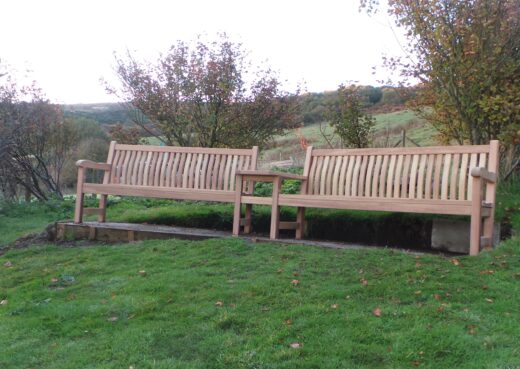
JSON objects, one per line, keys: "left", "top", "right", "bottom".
{"left": 234, "top": 141, "right": 499, "bottom": 255}
{"left": 74, "top": 141, "right": 258, "bottom": 224}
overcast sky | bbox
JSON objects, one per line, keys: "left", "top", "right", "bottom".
{"left": 1, "top": 0, "right": 405, "bottom": 104}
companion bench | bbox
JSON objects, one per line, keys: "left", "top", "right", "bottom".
{"left": 74, "top": 141, "right": 258, "bottom": 224}
{"left": 234, "top": 141, "right": 499, "bottom": 255}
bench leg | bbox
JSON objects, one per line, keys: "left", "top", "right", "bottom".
{"left": 469, "top": 177, "right": 482, "bottom": 256}
{"left": 270, "top": 177, "right": 281, "bottom": 240}
{"left": 98, "top": 195, "right": 108, "bottom": 222}
{"left": 233, "top": 174, "right": 243, "bottom": 236}
{"left": 244, "top": 204, "right": 252, "bottom": 234}
{"left": 482, "top": 207, "right": 495, "bottom": 249}
{"left": 74, "top": 167, "right": 85, "bottom": 224}
{"left": 296, "top": 207, "right": 305, "bottom": 240}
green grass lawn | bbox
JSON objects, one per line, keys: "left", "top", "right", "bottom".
{"left": 1, "top": 236, "right": 520, "bottom": 369}
{"left": 1, "top": 182, "right": 519, "bottom": 368}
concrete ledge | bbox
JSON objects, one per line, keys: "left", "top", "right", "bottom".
{"left": 431, "top": 219, "right": 500, "bottom": 253}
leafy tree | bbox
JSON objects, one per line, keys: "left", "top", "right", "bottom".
{"left": 323, "top": 84, "right": 375, "bottom": 148}
{"left": 360, "top": 0, "right": 520, "bottom": 146}
{"left": 0, "top": 74, "right": 76, "bottom": 200}
{"left": 107, "top": 34, "right": 300, "bottom": 148}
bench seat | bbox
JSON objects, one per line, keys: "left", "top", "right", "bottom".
{"left": 74, "top": 142, "right": 258, "bottom": 224}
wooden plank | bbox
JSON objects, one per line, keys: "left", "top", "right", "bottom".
{"left": 313, "top": 156, "right": 323, "bottom": 195}
{"left": 470, "top": 175, "right": 482, "bottom": 256}
{"left": 182, "top": 153, "right": 192, "bottom": 188}
{"left": 187, "top": 152, "right": 198, "bottom": 188}
{"left": 332, "top": 155, "right": 343, "bottom": 196}
{"left": 424, "top": 154, "right": 435, "bottom": 199}
{"left": 432, "top": 154, "right": 443, "bottom": 200}
{"left": 338, "top": 156, "right": 349, "bottom": 196}
{"left": 200, "top": 153, "right": 209, "bottom": 190}
{"left": 365, "top": 155, "right": 375, "bottom": 197}
{"left": 393, "top": 154, "right": 404, "bottom": 198}
{"left": 483, "top": 140, "right": 500, "bottom": 243}
{"left": 386, "top": 155, "right": 397, "bottom": 198}
{"left": 345, "top": 156, "right": 356, "bottom": 196}
{"left": 115, "top": 144, "right": 255, "bottom": 155}
{"left": 149, "top": 151, "right": 159, "bottom": 186}
{"left": 110, "top": 149, "right": 121, "bottom": 183}
{"left": 378, "top": 155, "right": 389, "bottom": 198}
{"left": 467, "top": 153, "right": 478, "bottom": 199}
{"left": 416, "top": 154, "right": 427, "bottom": 199}
{"left": 319, "top": 155, "right": 330, "bottom": 195}
{"left": 400, "top": 154, "right": 412, "bottom": 198}
{"left": 165, "top": 152, "right": 176, "bottom": 187}
{"left": 205, "top": 154, "right": 215, "bottom": 189}
{"left": 232, "top": 174, "right": 243, "bottom": 236}
{"left": 229, "top": 155, "right": 239, "bottom": 191}
{"left": 74, "top": 167, "right": 85, "bottom": 223}
{"left": 371, "top": 155, "right": 382, "bottom": 198}
{"left": 194, "top": 153, "right": 204, "bottom": 189}
{"left": 223, "top": 154, "right": 233, "bottom": 191}
{"left": 458, "top": 153, "right": 469, "bottom": 200}
{"left": 351, "top": 156, "right": 362, "bottom": 197}
{"left": 358, "top": 155, "right": 369, "bottom": 197}
{"left": 171, "top": 152, "right": 182, "bottom": 188}
{"left": 441, "top": 153, "right": 452, "bottom": 200}
{"left": 217, "top": 154, "right": 227, "bottom": 190}
{"left": 104, "top": 141, "right": 117, "bottom": 185}
{"left": 450, "top": 153, "right": 460, "bottom": 200}
{"left": 307, "top": 154, "right": 318, "bottom": 195}
{"left": 159, "top": 152, "right": 169, "bottom": 187}
{"left": 325, "top": 156, "right": 335, "bottom": 195}
{"left": 131, "top": 151, "right": 141, "bottom": 185}
{"left": 311, "top": 144, "right": 491, "bottom": 156}
{"left": 408, "top": 154, "right": 419, "bottom": 199}
{"left": 121, "top": 150, "right": 132, "bottom": 185}
{"left": 270, "top": 176, "right": 281, "bottom": 239}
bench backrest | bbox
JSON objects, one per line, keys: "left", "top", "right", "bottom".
{"left": 104, "top": 142, "right": 259, "bottom": 191}
{"left": 302, "top": 141, "right": 499, "bottom": 201}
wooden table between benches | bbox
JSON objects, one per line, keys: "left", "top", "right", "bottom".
{"left": 232, "top": 170, "right": 307, "bottom": 239}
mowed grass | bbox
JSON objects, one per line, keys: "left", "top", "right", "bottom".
{"left": 1, "top": 237, "right": 520, "bottom": 369}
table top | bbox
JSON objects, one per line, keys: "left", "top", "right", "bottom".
{"left": 236, "top": 170, "right": 307, "bottom": 180}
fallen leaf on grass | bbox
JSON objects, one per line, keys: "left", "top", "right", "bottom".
{"left": 138, "top": 270, "right": 146, "bottom": 277}
{"left": 433, "top": 294, "right": 441, "bottom": 300}
{"left": 482, "top": 285, "right": 489, "bottom": 290}
{"left": 291, "top": 279, "right": 300, "bottom": 286}
{"left": 414, "top": 290, "right": 422, "bottom": 295}
{"left": 284, "top": 319, "right": 292, "bottom": 326}
{"left": 485, "top": 298, "right": 493, "bottom": 303}
{"left": 480, "top": 270, "right": 495, "bottom": 275}
{"left": 215, "top": 301, "right": 224, "bottom": 307}
{"left": 3, "top": 261, "right": 12, "bottom": 268}
{"left": 467, "top": 324, "right": 477, "bottom": 335}
{"left": 277, "top": 268, "right": 284, "bottom": 273}
{"left": 360, "top": 278, "right": 368, "bottom": 286}
{"left": 331, "top": 304, "right": 339, "bottom": 309}
{"left": 51, "top": 277, "right": 59, "bottom": 283}
{"left": 373, "top": 307, "right": 382, "bottom": 317}
{"left": 0, "top": 300, "right": 8, "bottom": 305}
{"left": 107, "top": 316, "right": 118, "bottom": 322}
{"left": 289, "top": 342, "right": 302, "bottom": 349}
{"left": 450, "top": 259, "right": 460, "bottom": 266}
{"left": 412, "top": 360, "right": 421, "bottom": 367}
{"left": 292, "top": 272, "right": 300, "bottom": 277}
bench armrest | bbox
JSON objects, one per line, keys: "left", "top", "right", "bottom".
{"left": 470, "top": 167, "right": 497, "bottom": 183}
{"left": 76, "top": 160, "right": 111, "bottom": 171}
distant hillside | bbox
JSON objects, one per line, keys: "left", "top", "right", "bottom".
{"left": 63, "top": 103, "right": 134, "bottom": 125}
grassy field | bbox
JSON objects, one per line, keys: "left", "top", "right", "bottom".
{"left": 1, "top": 181, "right": 519, "bottom": 368}
{"left": 262, "top": 110, "right": 438, "bottom": 164}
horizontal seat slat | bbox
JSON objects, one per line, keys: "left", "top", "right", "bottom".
{"left": 83, "top": 183, "right": 235, "bottom": 203}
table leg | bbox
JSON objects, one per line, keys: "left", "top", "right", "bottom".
{"left": 270, "top": 177, "right": 281, "bottom": 239}
{"left": 233, "top": 174, "right": 243, "bottom": 236}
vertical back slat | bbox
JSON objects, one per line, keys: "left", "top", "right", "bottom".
{"left": 358, "top": 155, "right": 369, "bottom": 197}
{"left": 378, "top": 155, "right": 389, "bottom": 197}
{"left": 386, "top": 155, "right": 396, "bottom": 198}
{"left": 351, "top": 156, "right": 362, "bottom": 197}
{"left": 229, "top": 155, "right": 239, "bottom": 191}
{"left": 416, "top": 154, "right": 427, "bottom": 199}
{"left": 432, "top": 154, "right": 443, "bottom": 200}
{"left": 332, "top": 156, "right": 343, "bottom": 196}
{"left": 408, "top": 154, "right": 419, "bottom": 199}
{"left": 325, "top": 156, "right": 336, "bottom": 195}
{"left": 338, "top": 156, "right": 349, "bottom": 196}
{"left": 371, "top": 155, "right": 382, "bottom": 197}
{"left": 450, "top": 154, "right": 460, "bottom": 200}
{"left": 319, "top": 156, "right": 330, "bottom": 195}
{"left": 308, "top": 156, "right": 318, "bottom": 195}
{"left": 424, "top": 154, "right": 435, "bottom": 199}
{"left": 365, "top": 155, "right": 375, "bottom": 197}
{"left": 441, "top": 153, "right": 452, "bottom": 200}
{"left": 458, "top": 153, "right": 469, "bottom": 200}
{"left": 401, "top": 155, "right": 412, "bottom": 198}
{"left": 393, "top": 155, "right": 404, "bottom": 198}
{"left": 223, "top": 155, "right": 232, "bottom": 191}
{"left": 194, "top": 153, "right": 204, "bottom": 189}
